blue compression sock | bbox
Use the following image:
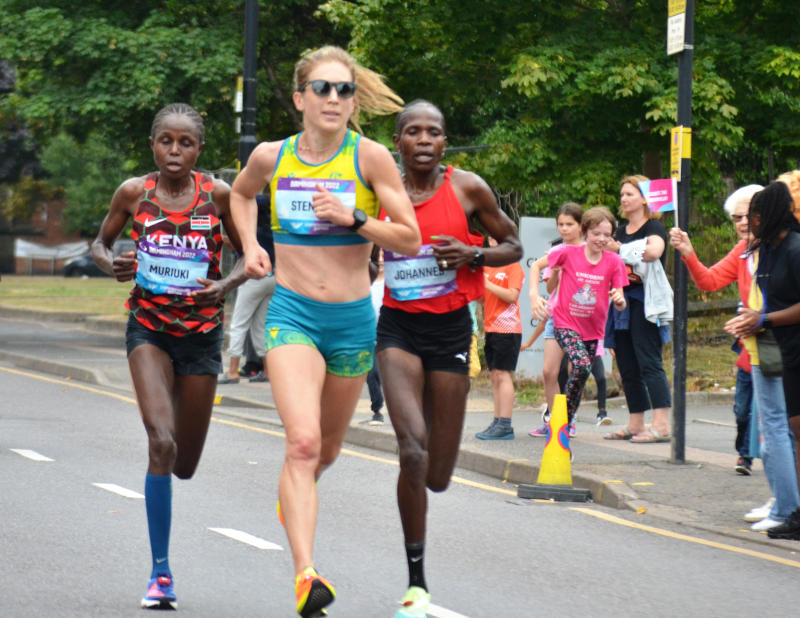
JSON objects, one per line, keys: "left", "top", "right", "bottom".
{"left": 145, "top": 473, "right": 172, "bottom": 577}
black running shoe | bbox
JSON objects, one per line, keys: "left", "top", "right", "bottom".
{"left": 767, "top": 508, "right": 800, "bottom": 540}
{"left": 735, "top": 456, "right": 752, "bottom": 476}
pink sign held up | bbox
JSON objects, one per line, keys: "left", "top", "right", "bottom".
{"left": 638, "top": 178, "right": 677, "bottom": 214}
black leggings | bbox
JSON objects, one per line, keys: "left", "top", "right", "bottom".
{"left": 558, "top": 353, "right": 607, "bottom": 412}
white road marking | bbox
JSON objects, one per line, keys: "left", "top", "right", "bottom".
{"left": 92, "top": 483, "right": 144, "bottom": 499}
{"left": 429, "top": 603, "right": 472, "bottom": 618}
{"left": 208, "top": 527, "right": 284, "bottom": 551}
{"left": 10, "top": 448, "right": 54, "bottom": 462}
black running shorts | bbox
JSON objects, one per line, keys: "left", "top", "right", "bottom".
{"left": 484, "top": 332, "right": 522, "bottom": 371}
{"left": 125, "top": 314, "right": 223, "bottom": 376}
{"left": 376, "top": 305, "right": 472, "bottom": 374}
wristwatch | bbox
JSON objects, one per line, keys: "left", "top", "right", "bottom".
{"left": 471, "top": 248, "right": 486, "bottom": 267}
{"left": 763, "top": 314, "right": 773, "bottom": 329}
{"left": 348, "top": 208, "right": 367, "bottom": 232}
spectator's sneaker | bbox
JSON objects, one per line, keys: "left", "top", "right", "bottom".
{"left": 751, "top": 516, "right": 783, "bottom": 532}
{"left": 568, "top": 422, "right": 577, "bottom": 438}
{"left": 295, "top": 567, "right": 335, "bottom": 618}
{"left": 735, "top": 456, "right": 752, "bottom": 476}
{"left": 744, "top": 497, "right": 775, "bottom": 522}
{"left": 540, "top": 403, "right": 550, "bottom": 425}
{"left": 249, "top": 371, "right": 268, "bottom": 383}
{"left": 767, "top": 508, "right": 800, "bottom": 540}
{"left": 394, "top": 586, "right": 431, "bottom": 618}
{"left": 475, "top": 422, "right": 514, "bottom": 440}
{"left": 368, "top": 411, "right": 385, "bottom": 426}
{"left": 528, "top": 424, "right": 549, "bottom": 438}
{"left": 141, "top": 573, "right": 177, "bottom": 610}
{"left": 596, "top": 411, "right": 612, "bottom": 426}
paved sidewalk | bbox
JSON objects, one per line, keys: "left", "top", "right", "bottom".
{"left": 0, "top": 306, "right": 791, "bottom": 550}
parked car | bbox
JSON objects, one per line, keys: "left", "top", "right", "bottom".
{"left": 62, "top": 239, "right": 136, "bottom": 277}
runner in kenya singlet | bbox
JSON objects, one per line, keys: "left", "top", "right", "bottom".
{"left": 127, "top": 171, "right": 224, "bottom": 336}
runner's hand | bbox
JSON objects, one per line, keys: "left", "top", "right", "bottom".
{"left": 190, "top": 278, "right": 225, "bottom": 306}
{"left": 244, "top": 245, "right": 272, "bottom": 279}
{"left": 312, "top": 184, "right": 352, "bottom": 227}
{"left": 431, "top": 234, "right": 468, "bottom": 270}
{"left": 112, "top": 251, "right": 137, "bottom": 282}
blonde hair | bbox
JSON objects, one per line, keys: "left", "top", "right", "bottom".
{"left": 581, "top": 206, "right": 617, "bottom": 236}
{"left": 293, "top": 45, "right": 404, "bottom": 133}
{"left": 620, "top": 174, "right": 659, "bottom": 220}
{"left": 777, "top": 169, "right": 800, "bottom": 223}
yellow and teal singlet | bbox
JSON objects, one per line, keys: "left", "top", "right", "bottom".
{"left": 269, "top": 130, "right": 378, "bottom": 246}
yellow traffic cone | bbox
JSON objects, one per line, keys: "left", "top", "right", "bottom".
{"left": 536, "top": 394, "right": 572, "bottom": 485}
{"left": 517, "top": 394, "right": 591, "bottom": 502}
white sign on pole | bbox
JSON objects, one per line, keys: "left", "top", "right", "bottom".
{"left": 667, "top": 12, "right": 685, "bottom": 55}
{"left": 667, "top": 0, "right": 687, "bottom": 56}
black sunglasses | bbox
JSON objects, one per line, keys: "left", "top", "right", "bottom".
{"left": 298, "top": 80, "right": 357, "bottom": 99}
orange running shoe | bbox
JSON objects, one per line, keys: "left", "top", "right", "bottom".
{"left": 295, "top": 566, "right": 335, "bottom": 617}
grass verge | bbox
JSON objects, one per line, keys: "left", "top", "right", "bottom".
{"left": 2, "top": 276, "right": 739, "bottom": 398}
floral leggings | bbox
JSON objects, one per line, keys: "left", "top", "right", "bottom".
{"left": 554, "top": 327, "right": 598, "bottom": 422}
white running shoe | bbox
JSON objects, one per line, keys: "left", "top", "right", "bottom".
{"left": 744, "top": 497, "right": 776, "bottom": 523}
{"left": 751, "top": 516, "right": 783, "bottom": 532}
{"left": 539, "top": 403, "right": 549, "bottom": 425}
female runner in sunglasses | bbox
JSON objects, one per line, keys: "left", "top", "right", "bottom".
{"left": 230, "top": 46, "right": 420, "bottom": 617}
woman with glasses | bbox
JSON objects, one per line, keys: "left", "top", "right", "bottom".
{"left": 669, "top": 185, "right": 762, "bottom": 476}
{"left": 230, "top": 46, "right": 420, "bottom": 617}
{"left": 725, "top": 180, "right": 800, "bottom": 539}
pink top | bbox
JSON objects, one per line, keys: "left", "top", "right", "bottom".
{"left": 548, "top": 244, "right": 627, "bottom": 341}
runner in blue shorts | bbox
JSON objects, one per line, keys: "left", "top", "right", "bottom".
{"left": 229, "top": 46, "right": 421, "bottom": 617}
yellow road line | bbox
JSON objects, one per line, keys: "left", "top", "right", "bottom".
{"left": 572, "top": 507, "right": 800, "bottom": 569}
{"left": 0, "top": 366, "right": 137, "bottom": 404}
{"left": 7, "top": 365, "right": 799, "bottom": 568}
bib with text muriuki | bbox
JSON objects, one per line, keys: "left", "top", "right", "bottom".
{"left": 135, "top": 239, "right": 210, "bottom": 295}
{"left": 384, "top": 244, "right": 457, "bottom": 301}
{"left": 275, "top": 177, "right": 356, "bottom": 234}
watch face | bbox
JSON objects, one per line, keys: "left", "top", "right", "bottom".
{"left": 350, "top": 208, "right": 367, "bottom": 231}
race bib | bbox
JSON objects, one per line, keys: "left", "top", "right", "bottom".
{"left": 384, "top": 244, "right": 457, "bottom": 301}
{"left": 135, "top": 239, "right": 210, "bottom": 295}
{"left": 274, "top": 177, "right": 356, "bottom": 234}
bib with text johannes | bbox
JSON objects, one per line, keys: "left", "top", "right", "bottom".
{"left": 135, "top": 239, "right": 210, "bottom": 295}
{"left": 275, "top": 177, "right": 356, "bottom": 234}
{"left": 384, "top": 244, "right": 457, "bottom": 301}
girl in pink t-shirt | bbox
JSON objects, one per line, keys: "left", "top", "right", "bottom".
{"left": 530, "top": 207, "right": 627, "bottom": 425}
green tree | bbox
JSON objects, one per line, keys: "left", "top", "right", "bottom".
{"left": 0, "top": 0, "right": 346, "bottom": 229}
{"left": 40, "top": 132, "right": 130, "bottom": 235}
{"left": 321, "top": 0, "right": 800, "bottom": 223}
{"left": 0, "top": 1, "right": 243, "bottom": 173}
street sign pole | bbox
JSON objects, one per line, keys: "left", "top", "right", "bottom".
{"left": 238, "top": 0, "right": 258, "bottom": 167}
{"left": 670, "top": 0, "right": 694, "bottom": 464}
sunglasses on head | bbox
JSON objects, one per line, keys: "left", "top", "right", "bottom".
{"left": 298, "top": 80, "right": 357, "bottom": 99}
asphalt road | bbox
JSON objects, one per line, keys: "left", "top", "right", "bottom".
{"left": 2, "top": 362, "right": 799, "bottom": 617}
